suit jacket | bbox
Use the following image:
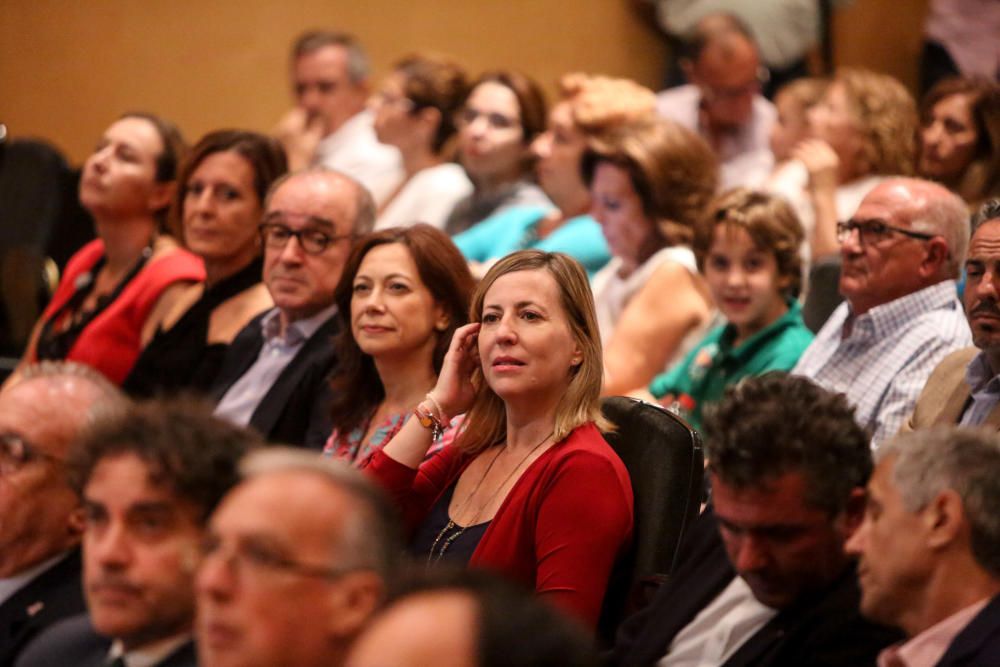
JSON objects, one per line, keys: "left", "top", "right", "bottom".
{"left": 935, "top": 594, "right": 1000, "bottom": 667}
{"left": 210, "top": 309, "right": 339, "bottom": 448}
{"left": 609, "top": 510, "right": 902, "bottom": 667}
{"left": 905, "top": 347, "right": 1000, "bottom": 432}
{"left": 15, "top": 614, "right": 196, "bottom": 667}
{"left": 0, "top": 550, "right": 85, "bottom": 667}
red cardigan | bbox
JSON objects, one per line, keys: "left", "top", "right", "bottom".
{"left": 34, "top": 240, "right": 205, "bottom": 384}
{"left": 367, "top": 422, "right": 633, "bottom": 628}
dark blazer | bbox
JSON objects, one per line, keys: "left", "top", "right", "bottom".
{"left": 210, "top": 309, "right": 339, "bottom": 448}
{"left": 15, "top": 614, "right": 196, "bottom": 667}
{"left": 609, "top": 510, "right": 902, "bottom": 667}
{"left": 0, "top": 550, "right": 85, "bottom": 667}
{"left": 935, "top": 594, "right": 1000, "bottom": 667}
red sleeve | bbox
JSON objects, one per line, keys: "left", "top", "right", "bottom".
{"left": 533, "top": 448, "right": 634, "bottom": 628}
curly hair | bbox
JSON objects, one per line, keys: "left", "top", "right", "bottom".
{"left": 836, "top": 67, "right": 918, "bottom": 177}
{"left": 703, "top": 372, "right": 872, "bottom": 515}
{"left": 693, "top": 188, "right": 805, "bottom": 298}
{"left": 581, "top": 119, "right": 717, "bottom": 251}
{"left": 557, "top": 73, "right": 657, "bottom": 141}
{"left": 393, "top": 54, "right": 469, "bottom": 155}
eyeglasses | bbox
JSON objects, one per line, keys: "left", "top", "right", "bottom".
{"left": 456, "top": 107, "right": 520, "bottom": 131}
{"left": 201, "top": 535, "right": 363, "bottom": 582}
{"left": 701, "top": 67, "right": 770, "bottom": 103}
{"left": 371, "top": 91, "right": 415, "bottom": 111}
{"left": 0, "top": 432, "right": 62, "bottom": 475}
{"left": 836, "top": 219, "right": 938, "bottom": 246}
{"left": 258, "top": 218, "right": 351, "bottom": 256}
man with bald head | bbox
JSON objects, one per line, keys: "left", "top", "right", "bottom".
{"left": 656, "top": 12, "right": 776, "bottom": 188}
{"left": 0, "top": 362, "right": 127, "bottom": 665}
{"left": 793, "top": 178, "right": 973, "bottom": 445}
{"left": 212, "top": 167, "right": 374, "bottom": 447}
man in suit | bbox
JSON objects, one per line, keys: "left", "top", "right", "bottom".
{"left": 16, "top": 399, "right": 262, "bottom": 667}
{"left": 847, "top": 426, "right": 1000, "bottom": 666}
{"left": 0, "top": 361, "right": 127, "bottom": 667}
{"left": 196, "top": 448, "right": 401, "bottom": 667}
{"left": 907, "top": 199, "right": 1000, "bottom": 430}
{"left": 610, "top": 373, "right": 901, "bottom": 666}
{"left": 212, "top": 167, "right": 374, "bottom": 447}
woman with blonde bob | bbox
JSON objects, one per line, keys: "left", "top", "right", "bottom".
{"left": 366, "top": 250, "right": 633, "bottom": 629}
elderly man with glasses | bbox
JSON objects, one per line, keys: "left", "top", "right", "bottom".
{"left": 211, "top": 167, "right": 375, "bottom": 447}
{"left": 793, "top": 177, "right": 972, "bottom": 446}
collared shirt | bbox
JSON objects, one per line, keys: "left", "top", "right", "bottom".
{"left": 0, "top": 551, "right": 68, "bottom": 606}
{"left": 108, "top": 633, "right": 192, "bottom": 667}
{"left": 793, "top": 281, "right": 972, "bottom": 446}
{"left": 655, "top": 84, "right": 775, "bottom": 190}
{"left": 214, "top": 304, "right": 337, "bottom": 427}
{"left": 877, "top": 599, "right": 988, "bottom": 667}
{"left": 314, "top": 110, "right": 403, "bottom": 207}
{"left": 661, "top": 575, "right": 779, "bottom": 667}
{"left": 960, "top": 351, "right": 1000, "bottom": 426}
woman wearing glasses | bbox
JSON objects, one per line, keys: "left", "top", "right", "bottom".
{"left": 443, "top": 71, "right": 552, "bottom": 235}
{"left": 17, "top": 113, "right": 205, "bottom": 385}
{"left": 371, "top": 54, "right": 473, "bottom": 231}
{"left": 123, "top": 130, "right": 287, "bottom": 396}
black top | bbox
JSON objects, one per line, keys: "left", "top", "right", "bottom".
{"left": 123, "top": 257, "right": 264, "bottom": 398}
{"left": 411, "top": 484, "right": 490, "bottom": 566}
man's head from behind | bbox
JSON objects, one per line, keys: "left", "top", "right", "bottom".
{"left": 839, "top": 177, "right": 969, "bottom": 315}
{"left": 70, "top": 399, "right": 262, "bottom": 650}
{"left": 847, "top": 427, "right": 1000, "bottom": 635}
{"left": 196, "top": 448, "right": 401, "bottom": 667}
{"left": 704, "top": 373, "right": 872, "bottom": 608}
{"left": 346, "top": 568, "right": 597, "bottom": 667}
{"left": 682, "top": 13, "right": 762, "bottom": 131}
{"left": 290, "top": 30, "right": 370, "bottom": 136}
{"left": 963, "top": 199, "right": 1000, "bottom": 363}
{"left": 0, "top": 361, "right": 126, "bottom": 578}
{"left": 261, "top": 168, "right": 375, "bottom": 326}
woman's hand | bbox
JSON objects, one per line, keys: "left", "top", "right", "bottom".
{"left": 793, "top": 139, "right": 840, "bottom": 195}
{"left": 273, "top": 108, "right": 326, "bottom": 172}
{"left": 429, "top": 322, "right": 481, "bottom": 419}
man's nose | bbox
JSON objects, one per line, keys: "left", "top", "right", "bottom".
{"left": 733, "top": 535, "right": 769, "bottom": 573}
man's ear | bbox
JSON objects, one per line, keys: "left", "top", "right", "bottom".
{"left": 924, "top": 489, "right": 964, "bottom": 550}
{"left": 326, "top": 571, "right": 385, "bottom": 640}
{"left": 920, "top": 237, "right": 950, "bottom": 279}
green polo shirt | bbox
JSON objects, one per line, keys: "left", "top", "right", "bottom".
{"left": 648, "top": 300, "right": 813, "bottom": 431}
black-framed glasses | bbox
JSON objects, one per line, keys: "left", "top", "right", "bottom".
{"left": 455, "top": 107, "right": 520, "bottom": 131}
{"left": 0, "top": 432, "right": 62, "bottom": 475}
{"left": 201, "top": 535, "right": 364, "bottom": 582}
{"left": 836, "top": 219, "right": 938, "bottom": 246}
{"left": 258, "top": 218, "right": 351, "bottom": 256}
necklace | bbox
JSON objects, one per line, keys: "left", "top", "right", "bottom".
{"left": 427, "top": 429, "right": 555, "bottom": 565}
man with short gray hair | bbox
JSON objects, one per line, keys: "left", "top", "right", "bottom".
{"left": 907, "top": 199, "right": 1000, "bottom": 430}
{"left": 0, "top": 361, "right": 127, "bottom": 666}
{"left": 196, "top": 447, "right": 401, "bottom": 667}
{"left": 847, "top": 426, "right": 1000, "bottom": 665}
{"left": 273, "top": 30, "right": 402, "bottom": 205}
{"left": 793, "top": 177, "right": 972, "bottom": 445}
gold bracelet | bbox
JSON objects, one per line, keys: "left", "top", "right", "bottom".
{"left": 424, "top": 392, "right": 449, "bottom": 424}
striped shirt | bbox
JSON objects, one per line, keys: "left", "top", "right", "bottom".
{"left": 793, "top": 281, "right": 971, "bottom": 447}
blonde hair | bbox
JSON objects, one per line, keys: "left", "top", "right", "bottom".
{"left": 558, "top": 73, "right": 657, "bottom": 140}
{"left": 455, "top": 251, "right": 610, "bottom": 454}
{"left": 837, "top": 68, "right": 918, "bottom": 176}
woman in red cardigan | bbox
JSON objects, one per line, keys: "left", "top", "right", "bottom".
{"left": 366, "top": 249, "right": 633, "bottom": 629}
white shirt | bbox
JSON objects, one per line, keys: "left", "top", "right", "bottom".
{"left": 375, "top": 163, "right": 473, "bottom": 231}
{"left": 661, "top": 576, "right": 778, "bottom": 667}
{"left": 314, "top": 110, "right": 404, "bottom": 207}
{"left": 656, "top": 84, "right": 776, "bottom": 190}
{"left": 108, "top": 633, "right": 192, "bottom": 667}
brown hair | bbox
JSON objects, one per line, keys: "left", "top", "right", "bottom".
{"left": 468, "top": 70, "right": 548, "bottom": 145}
{"left": 456, "top": 251, "right": 610, "bottom": 454}
{"left": 119, "top": 112, "right": 187, "bottom": 233}
{"left": 919, "top": 76, "right": 1000, "bottom": 206}
{"left": 836, "top": 68, "right": 918, "bottom": 177}
{"left": 582, "top": 119, "right": 718, "bottom": 255}
{"left": 171, "top": 129, "right": 288, "bottom": 245}
{"left": 557, "top": 73, "right": 657, "bottom": 140}
{"left": 693, "top": 188, "right": 805, "bottom": 298}
{"left": 394, "top": 54, "right": 469, "bottom": 155}
{"left": 328, "top": 224, "right": 475, "bottom": 435}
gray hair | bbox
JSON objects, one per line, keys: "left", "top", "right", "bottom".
{"left": 971, "top": 198, "right": 1000, "bottom": 237}
{"left": 900, "top": 178, "right": 970, "bottom": 278}
{"left": 14, "top": 361, "right": 130, "bottom": 428}
{"left": 291, "top": 30, "right": 370, "bottom": 84}
{"left": 264, "top": 167, "right": 375, "bottom": 236}
{"left": 878, "top": 427, "right": 1000, "bottom": 577}
{"left": 239, "top": 448, "right": 401, "bottom": 584}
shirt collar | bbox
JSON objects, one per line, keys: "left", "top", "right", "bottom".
{"left": 0, "top": 551, "right": 71, "bottom": 607}
{"left": 261, "top": 304, "right": 338, "bottom": 346}
{"left": 108, "top": 633, "right": 191, "bottom": 667}
{"left": 846, "top": 281, "right": 960, "bottom": 340}
{"left": 965, "top": 350, "right": 1000, "bottom": 394}
{"left": 885, "top": 598, "right": 989, "bottom": 667}
{"left": 719, "top": 299, "right": 802, "bottom": 361}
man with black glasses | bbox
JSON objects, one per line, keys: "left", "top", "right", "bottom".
{"left": 793, "top": 177, "right": 972, "bottom": 446}
{"left": 212, "top": 168, "right": 374, "bottom": 447}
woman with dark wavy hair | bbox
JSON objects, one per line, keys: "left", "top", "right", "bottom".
{"left": 324, "top": 224, "right": 474, "bottom": 463}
